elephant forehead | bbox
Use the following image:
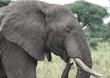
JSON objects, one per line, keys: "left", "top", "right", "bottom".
{"left": 57, "top": 15, "right": 77, "bottom": 27}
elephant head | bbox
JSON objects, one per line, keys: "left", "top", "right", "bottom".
{"left": 0, "top": 1, "right": 105, "bottom": 78}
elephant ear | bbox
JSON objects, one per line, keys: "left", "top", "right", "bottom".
{"left": 0, "top": 1, "right": 56, "bottom": 61}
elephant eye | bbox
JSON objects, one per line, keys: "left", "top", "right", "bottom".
{"left": 66, "top": 30, "right": 70, "bottom": 33}
{"left": 65, "top": 27, "right": 70, "bottom": 33}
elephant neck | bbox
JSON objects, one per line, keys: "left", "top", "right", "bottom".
{"left": 0, "top": 33, "right": 5, "bottom": 45}
{"left": 0, "top": 33, "right": 3, "bottom": 39}
{"left": 0, "top": 33, "right": 11, "bottom": 52}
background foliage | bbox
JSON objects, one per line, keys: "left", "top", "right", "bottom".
{"left": 0, "top": 0, "right": 11, "bottom": 7}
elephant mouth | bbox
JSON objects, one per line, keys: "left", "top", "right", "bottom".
{"left": 60, "top": 50, "right": 69, "bottom": 63}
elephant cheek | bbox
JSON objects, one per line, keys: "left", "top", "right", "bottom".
{"left": 65, "top": 38, "right": 82, "bottom": 59}
{"left": 67, "top": 49, "right": 82, "bottom": 59}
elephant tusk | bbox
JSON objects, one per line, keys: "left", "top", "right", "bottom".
{"left": 74, "top": 58, "right": 106, "bottom": 78}
{"left": 69, "top": 58, "right": 74, "bottom": 63}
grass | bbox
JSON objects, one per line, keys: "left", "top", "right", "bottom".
{"left": 36, "top": 38, "right": 110, "bottom": 78}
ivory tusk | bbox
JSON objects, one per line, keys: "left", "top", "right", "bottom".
{"left": 74, "top": 58, "right": 105, "bottom": 78}
{"left": 69, "top": 58, "right": 74, "bottom": 63}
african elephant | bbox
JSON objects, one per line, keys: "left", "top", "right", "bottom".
{"left": 61, "top": 59, "right": 73, "bottom": 78}
{"left": 0, "top": 1, "right": 105, "bottom": 78}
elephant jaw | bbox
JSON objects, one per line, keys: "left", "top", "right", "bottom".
{"left": 70, "top": 58, "right": 105, "bottom": 78}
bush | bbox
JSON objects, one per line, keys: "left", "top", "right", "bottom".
{"left": 106, "top": 38, "right": 110, "bottom": 43}
{"left": 0, "top": 0, "right": 12, "bottom": 8}
{"left": 88, "top": 38, "right": 99, "bottom": 50}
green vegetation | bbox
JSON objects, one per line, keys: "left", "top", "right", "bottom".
{"left": 36, "top": 38, "right": 110, "bottom": 78}
{"left": 64, "top": 1, "right": 109, "bottom": 29}
{"left": 0, "top": 0, "right": 11, "bottom": 7}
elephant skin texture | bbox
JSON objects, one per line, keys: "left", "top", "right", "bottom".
{"left": 0, "top": 1, "right": 94, "bottom": 78}
{"left": 0, "top": 34, "right": 37, "bottom": 78}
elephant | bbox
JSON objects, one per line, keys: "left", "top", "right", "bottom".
{"left": 61, "top": 59, "right": 73, "bottom": 78}
{"left": 0, "top": 0, "right": 105, "bottom": 78}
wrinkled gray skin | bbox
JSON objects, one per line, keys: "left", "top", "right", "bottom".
{"left": 0, "top": 34, "right": 37, "bottom": 78}
{"left": 0, "top": 1, "right": 92, "bottom": 78}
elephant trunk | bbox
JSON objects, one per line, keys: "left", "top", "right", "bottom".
{"left": 74, "top": 31, "right": 105, "bottom": 78}
{"left": 65, "top": 30, "right": 105, "bottom": 78}
{"left": 61, "top": 60, "right": 73, "bottom": 78}
{"left": 74, "top": 58, "right": 105, "bottom": 78}
{"left": 74, "top": 31, "right": 92, "bottom": 78}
